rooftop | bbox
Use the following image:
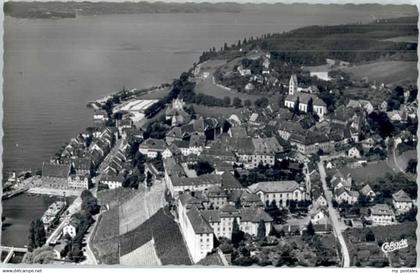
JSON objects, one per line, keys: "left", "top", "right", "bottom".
{"left": 248, "top": 180, "right": 301, "bottom": 194}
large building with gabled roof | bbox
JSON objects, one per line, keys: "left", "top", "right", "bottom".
{"left": 248, "top": 180, "right": 306, "bottom": 207}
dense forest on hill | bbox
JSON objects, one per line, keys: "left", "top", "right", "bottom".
{"left": 199, "top": 16, "right": 418, "bottom": 65}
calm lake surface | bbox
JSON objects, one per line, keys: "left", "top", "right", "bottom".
{"left": 2, "top": 10, "right": 415, "bottom": 248}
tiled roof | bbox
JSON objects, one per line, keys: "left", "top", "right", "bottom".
{"left": 139, "top": 138, "right": 166, "bottom": 151}
{"left": 278, "top": 121, "right": 305, "bottom": 134}
{"left": 370, "top": 204, "right": 394, "bottom": 216}
{"left": 331, "top": 105, "right": 355, "bottom": 122}
{"left": 248, "top": 180, "right": 300, "bottom": 193}
{"left": 72, "top": 157, "right": 92, "bottom": 170}
{"left": 187, "top": 206, "right": 213, "bottom": 234}
{"left": 193, "top": 117, "right": 205, "bottom": 132}
{"left": 289, "top": 131, "right": 330, "bottom": 145}
{"left": 206, "top": 186, "right": 227, "bottom": 198}
{"left": 285, "top": 92, "right": 326, "bottom": 107}
{"left": 172, "top": 174, "right": 222, "bottom": 187}
{"left": 189, "top": 134, "right": 205, "bottom": 148}
{"left": 100, "top": 174, "right": 124, "bottom": 183}
{"left": 230, "top": 126, "right": 247, "bottom": 138}
{"left": 252, "top": 137, "right": 283, "bottom": 155}
{"left": 172, "top": 139, "right": 190, "bottom": 149}
{"left": 221, "top": 172, "right": 244, "bottom": 190}
{"left": 392, "top": 190, "right": 411, "bottom": 202}
{"left": 240, "top": 191, "right": 262, "bottom": 203}
{"left": 166, "top": 127, "right": 183, "bottom": 138}
{"left": 231, "top": 137, "right": 254, "bottom": 154}
{"left": 240, "top": 208, "right": 273, "bottom": 223}
{"left": 360, "top": 184, "right": 374, "bottom": 196}
{"left": 201, "top": 210, "right": 221, "bottom": 223}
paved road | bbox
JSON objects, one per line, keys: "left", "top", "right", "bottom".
{"left": 81, "top": 215, "right": 99, "bottom": 265}
{"left": 46, "top": 197, "right": 82, "bottom": 245}
{"left": 318, "top": 161, "right": 350, "bottom": 267}
{"left": 386, "top": 138, "right": 415, "bottom": 180}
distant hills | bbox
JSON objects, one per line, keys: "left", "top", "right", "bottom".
{"left": 4, "top": 1, "right": 418, "bottom": 19}
{"left": 199, "top": 16, "right": 418, "bottom": 65}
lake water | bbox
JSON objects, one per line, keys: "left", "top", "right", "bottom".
{"left": 3, "top": 10, "right": 416, "bottom": 175}
{"left": 1, "top": 194, "right": 74, "bottom": 247}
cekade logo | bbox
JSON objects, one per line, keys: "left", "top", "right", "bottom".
{"left": 381, "top": 239, "right": 408, "bottom": 253}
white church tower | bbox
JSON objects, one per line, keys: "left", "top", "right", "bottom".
{"left": 289, "top": 74, "right": 298, "bottom": 95}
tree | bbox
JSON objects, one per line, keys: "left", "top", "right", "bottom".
{"left": 223, "top": 96, "right": 231, "bottom": 107}
{"left": 222, "top": 120, "right": 231, "bottom": 133}
{"left": 306, "top": 221, "right": 315, "bottom": 237}
{"left": 254, "top": 97, "right": 269, "bottom": 108}
{"left": 366, "top": 229, "right": 375, "bottom": 242}
{"left": 193, "top": 161, "right": 215, "bottom": 176}
{"left": 307, "top": 97, "right": 314, "bottom": 113}
{"left": 81, "top": 190, "right": 99, "bottom": 215}
{"left": 257, "top": 219, "right": 266, "bottom": 240}
{"left": 293, "top": 96, "right": 300, "bottom": 115}
{"left": 268, "top": 224, "right": 280, "bottom": 237}
{"left": 244, "top": 99, "right": 252, "bottom": 108}
{"left": 406, "top": 159, "right": 417, "bottom": 174}
{"left": 28, "top": 219, "right": 46, "bottom": 251}
{"left": 233, "top": 97, "right": 242, "bottom": 108}
{"left": 22, "top": 246, "right": 56, "bottom": 264}
{"left": 231, "top": 218, "right": 243, "bottom": 245}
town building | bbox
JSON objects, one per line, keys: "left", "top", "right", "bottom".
{"left": 289, "top": 131, "right": 333, "bottom": 155}
{"left": 360, "top": 184, "right": 376, "bottom": 200}
{"left": 67, "top": 175, "right": 89, "bottom": 189}
{"left": 63, "top": 217, "right": 80, "bottom": 238}
{"left": 392, "top": 190, "right": 413, "bottom": 214}
{"left": 284, "top": 75, "right": 327, "bottom": 118}
{"left": 165, "top": 98, "right": 191, "bottom": 126}
{"left": 139, "top": 138, "right": 166, "bottom": 158}
{"left": 250, "top": 137, "right": 283, "bottom": 168}
{"left": 334, "top": 187, "right": 359, "bottom": 205}
{"left": 369, "top": 204, "right": 395, "bottom": 225}
{"left": 248, "top": 180, "right": 306, "bottom": 207}
{"left": 100, "top": 174, "right": 124, "bottom": 189}
{"left": 178, "top": 204, "right": 214, "bottom": 263}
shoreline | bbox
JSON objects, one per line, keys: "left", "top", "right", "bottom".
{"left": 27, "top": 187, "right": 82, "bottom": 197}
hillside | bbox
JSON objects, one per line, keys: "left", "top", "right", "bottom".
{"left": 341, "top": 61, "right": 417, "bottom": 85}
{"left": 199, "top": 16, "right": 418, "bottom": 65}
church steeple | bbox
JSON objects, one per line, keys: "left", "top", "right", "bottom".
{"left": 289, "top": 74, "right": 298, "bottom": 95}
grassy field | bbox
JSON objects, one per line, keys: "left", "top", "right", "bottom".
{"left": 339, "top": 160, "right": 395, "bottom": 185}
{"left": 196, "top": 60, "right": 266, "bottom": 102}
{"left": 342, "top": 86, "right": 389, "bottom": 107}
{"left": 137, "top": 87, "right": 170, "bottom": 100}
{"left": 382, "top": 35, "right": 418, "bottom": 43}
{"left": 341, "top": 61, "right": 417, "bottom": 86}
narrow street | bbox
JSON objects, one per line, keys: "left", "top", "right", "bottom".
{"left": 81, "top": 215, "right": 99, "bottom": 265}
{"left": 317, "top": 160, "right": 350, "bottom": 267}
{"left": 93, "top": 138, "right": 124, "bottom": 190}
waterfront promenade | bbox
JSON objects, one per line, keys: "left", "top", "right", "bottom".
{"left": 27, "top": 187, "right": 81, "bottom": 197}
